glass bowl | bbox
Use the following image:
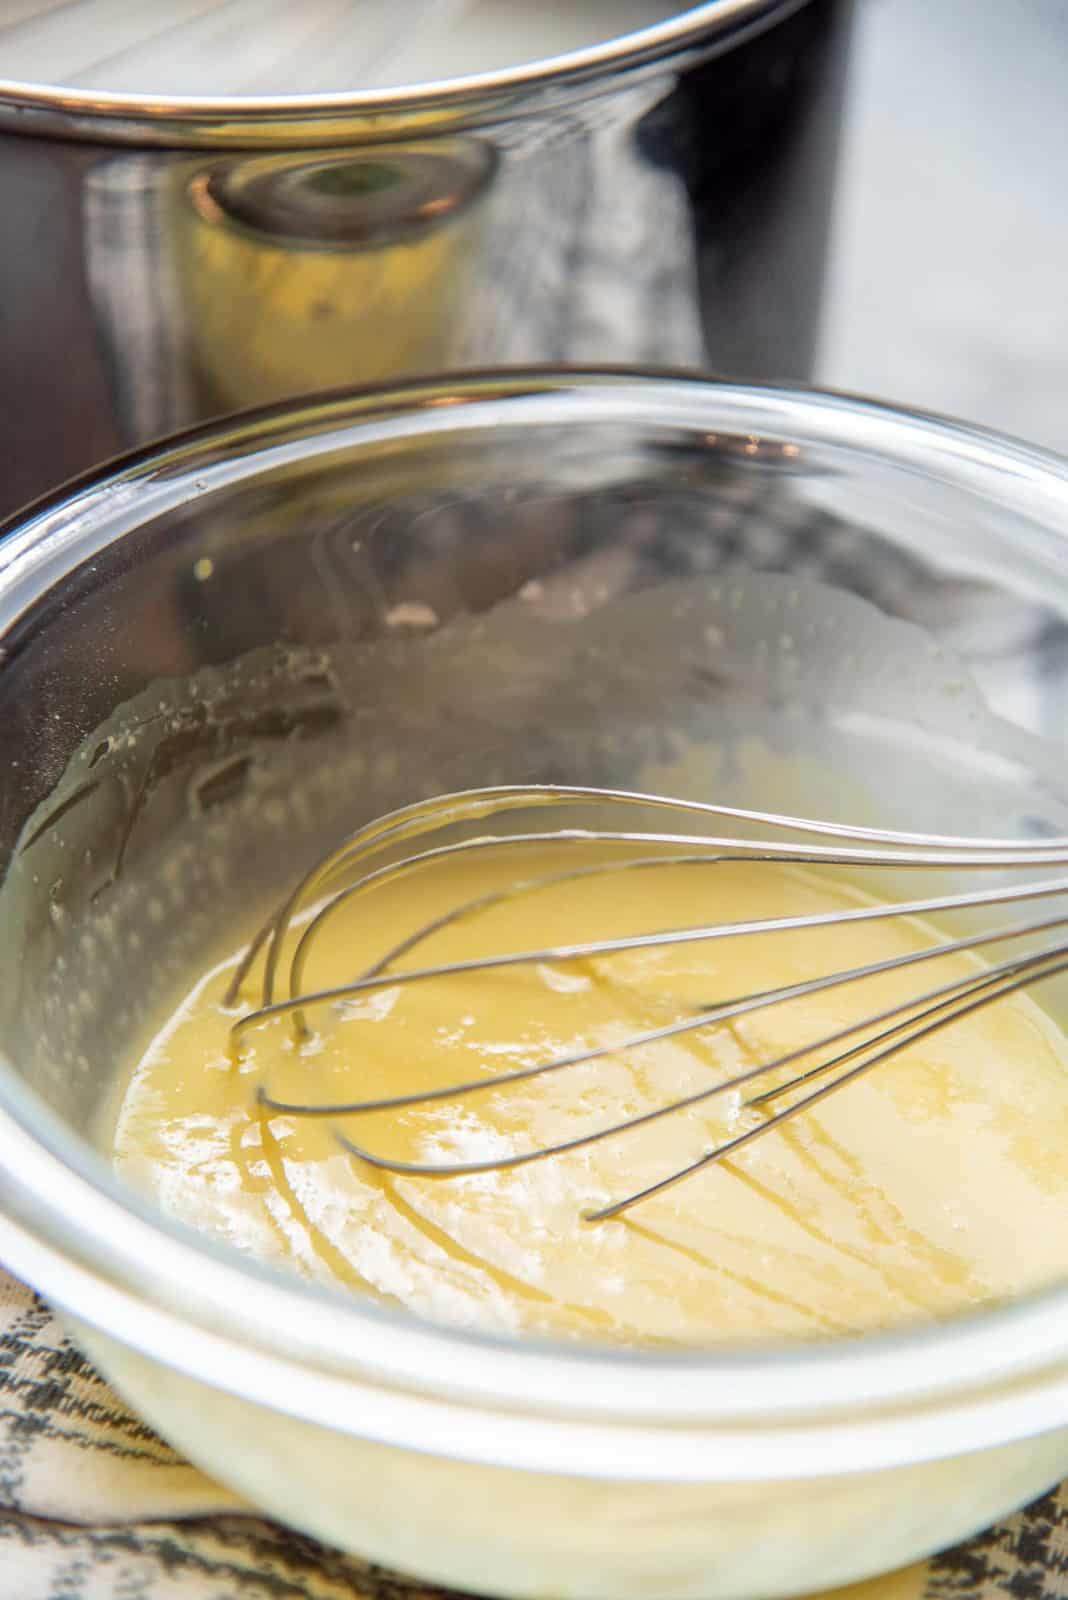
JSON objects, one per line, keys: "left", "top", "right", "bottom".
{"left": 1, "top": 369, "right": 1068, "bottom": 1600}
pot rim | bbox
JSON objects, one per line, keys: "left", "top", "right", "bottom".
{"left": 0, "top": 0, "right": 801, "bottom": 149}
{"left": 3, "top": 366, "right": 1068, "bottom": 1479}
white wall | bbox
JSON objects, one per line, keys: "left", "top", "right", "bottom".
{"left": 819, "top": 0, "right": 1068, "bottom": 453}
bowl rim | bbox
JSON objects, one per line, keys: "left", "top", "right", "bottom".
{"left": 3, "top": 365, "right": 1068, "bottom": 1480}
{"left": 0, "top": 0, "right": 798, "bottom": 148}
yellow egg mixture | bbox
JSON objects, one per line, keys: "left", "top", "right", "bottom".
{"left": 108, "top": 845, "right": 1068, "bottom": 1345}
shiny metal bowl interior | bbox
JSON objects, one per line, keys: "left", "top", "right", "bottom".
{"left": 2, "top": 370, "right": 1068, "bottom": 1597}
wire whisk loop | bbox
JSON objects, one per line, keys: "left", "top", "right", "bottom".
{"left": 227, "top": 786, "right": 1068, "bottom": 1220}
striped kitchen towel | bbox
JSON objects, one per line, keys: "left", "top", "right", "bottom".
{"left": 0, "top": 1269, "right": 1065, "bottom": 1600}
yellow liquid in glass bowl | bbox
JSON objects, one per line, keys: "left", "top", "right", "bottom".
{"left": 108, "top": 847, "right": 1068, "bottom": 1346}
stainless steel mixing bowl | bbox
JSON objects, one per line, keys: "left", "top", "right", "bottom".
{"left": 1, "top": 370, "right": 1068, "bottom": 1600}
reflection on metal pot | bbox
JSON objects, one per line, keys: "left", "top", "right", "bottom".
{"left": 0, "top": 0, "right": 851, "bottom": 515}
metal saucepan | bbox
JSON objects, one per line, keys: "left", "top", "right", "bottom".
{"left": 0, "top": 0, "right": 850, "bottom": 516}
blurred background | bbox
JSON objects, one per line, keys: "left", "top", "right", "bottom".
{"left": 821, "top": 0, "right": 1068, "bottom": 453}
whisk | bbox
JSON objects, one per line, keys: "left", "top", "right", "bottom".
{"left": 227, "top": 785, "right": 1068, "bottom": 1221}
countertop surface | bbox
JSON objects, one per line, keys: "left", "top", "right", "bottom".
{"left": 820, "top": 0, "right": 1068, "bottom": 455}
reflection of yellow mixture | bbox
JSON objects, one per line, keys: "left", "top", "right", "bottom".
{"left": 109, "top": 847, "right": 1068, "bottom": 1345}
